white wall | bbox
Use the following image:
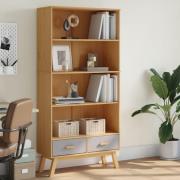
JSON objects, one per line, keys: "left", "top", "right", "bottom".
{"left": 0, "top": 0, "right": 180, "bottom": 163}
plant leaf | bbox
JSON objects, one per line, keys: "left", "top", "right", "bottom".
{"left": 170, "top": 65, "right": 180, "bottom": 90}
{"left": 161, "top": 105, "right": 171, "bottom": 112}
{"left": 169, "top": 90, "right": 176, "bottom": 104}
{"left": 172, "top": 95, "right": 180, "bottom": 105}
{"left": 176, "top": 101, "right": 180, "bottom": 112}
{"left": 150, "top": 68, "right": 162, "bottom": 79}
{"left": 141, "top": 104, "right": 157, "bottom": 112}
{"left": 131, "top": 110, "right": 141, "bottom": 117}
{"left": 162, "top": 72, "right": 171, "bottom": 91}
{"left": 177, "top": 85, "right": 180, "bottom": 93}
{"left": 151, "top": 75, "right": 168, "bottom": 100}
{"left": 159, "top": 121, "right": 173, "bottom": 144}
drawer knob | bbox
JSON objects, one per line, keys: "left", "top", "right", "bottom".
{"left": 99, "top": 142, "right": 109, "bottom": 146}
{"left": 64, "top": 145, "right": 76, "bottom": 150}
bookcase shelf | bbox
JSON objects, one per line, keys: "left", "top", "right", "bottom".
{"left": 52, "top": 71, "right": 119, "bottom": 75}
{"left": 37, "top": 6, "right": 120, "bottom": 177}
{"left": 52, "top": 101, "right": 119, "bottom": 108}
{"left": 53, "top": 38, "right": 119, "bottom": 43}
{"left": 52, "top": 132, "right": 119, "bottom": 140}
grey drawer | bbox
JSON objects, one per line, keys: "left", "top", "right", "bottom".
{"left": 87, "top": 135, "right": 119, "bottom": 152}
{"left": 16, "top": 149, "right": 36, "bottom": 164}
{"left": 14, "top": 161, "right": 35, "bottom": 180}
{"left": 53, "top": 138, "right": 86, "bottom": 156}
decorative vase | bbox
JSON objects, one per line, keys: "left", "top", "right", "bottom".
{"left": 160, "top": 140, "right": 180, "bottom": 160}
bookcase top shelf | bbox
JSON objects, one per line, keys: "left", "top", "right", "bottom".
{"left": 52, "top": 71, "right": 119, "bottom": 75}
{"left": 52, "top": 101, "right": 119, "bottom": 108}
{"left": 48, "top": 6, "right": 120, "bottom": 12}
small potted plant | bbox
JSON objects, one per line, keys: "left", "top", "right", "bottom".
{"left": 132, "top": 65, "right": 180, "bottom": 159}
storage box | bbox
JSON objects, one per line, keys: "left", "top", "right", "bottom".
{"left": 16, "top": 149, "right": 36, "bottom": 164}
{"left": 14, "top": 161, "right": 35, "bottom": 180}
{"left": 80, "top": 118, "right": 106, "bottom": 135}
{"left": 53, "top": 120, "right": 79, "bottom": 137}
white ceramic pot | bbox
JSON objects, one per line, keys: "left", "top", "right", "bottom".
{"left": 3, "top": 66, "right": 15, "bottom": 75}
{"left": 160, "top": 140, "right": 180, "bottom": 160}
{"left": 0, "top": 66, "right": 3, "bottom": 75}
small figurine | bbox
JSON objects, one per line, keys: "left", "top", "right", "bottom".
{"left": 87, "top": 53, "right": 97, "bottom": 68}
{"left": 66, "top": 80, "right": 79, "bottom": 98}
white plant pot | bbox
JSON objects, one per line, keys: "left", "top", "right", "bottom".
{"left": 3, "top": 66, "right": 15, "bottom": 75}
{"left": 160, "top": 140, "right": 180, "bottom": 160}
{"left": 0, "top": 66, "right": 3, "bottom": 75}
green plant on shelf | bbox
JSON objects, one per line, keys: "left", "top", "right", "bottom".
{"left": 132, "top": 65, "right": 180, "bottom": 144}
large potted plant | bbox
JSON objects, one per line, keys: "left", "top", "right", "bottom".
{"left": 132, "top": 65, "right": 180, "bottom": 159}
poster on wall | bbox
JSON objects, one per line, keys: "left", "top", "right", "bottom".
{"left": 0, "top": 23, "right": 17, "bottom": 75}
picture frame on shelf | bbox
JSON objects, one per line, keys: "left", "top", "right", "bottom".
{"left": 52, "top": 45, "right": 72, "bottom": 71}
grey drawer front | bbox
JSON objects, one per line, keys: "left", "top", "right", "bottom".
{"left": 87, "top": 135, "right": 119, "bottom": 152}
{"left": 16, "top": 149, "right": 36, "bottom": 164}
{"left": 53, "top": 138, "right": 86, "bottom": 156}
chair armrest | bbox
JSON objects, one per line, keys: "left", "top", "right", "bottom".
{"left": 0, "top": 116, "right": 6, "bottom": 122}
{"left": 0, "top": 122, "right": 32, "bottom": 132}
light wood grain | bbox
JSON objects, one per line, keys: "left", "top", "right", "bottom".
{"left": 37, "top": 7, "right": 53, "bottom": 158}
{"left": 38, "top": 156, "right": 46, "bottom": 173}
{"left": 49, "top": 158, "right": 57, "bottom": 177}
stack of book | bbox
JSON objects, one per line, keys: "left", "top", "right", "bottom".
{"left": 88, "top": 11, "right": 116, "bottom": 39}
{"left": 86, "top": 74, "right": 118, "bottom": 103}
{"left": 53, "top": 96, "right": 85, "bottom": 104}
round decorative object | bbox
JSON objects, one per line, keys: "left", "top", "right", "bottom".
{"left": 63, "top": 19, "right": 71, "bottom": 31}
{"left": 67, "top": 14, "right": 79, "bottom": 28}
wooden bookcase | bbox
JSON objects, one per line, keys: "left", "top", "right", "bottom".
{"left": 37, "top": 6, "right": 120, "bottom": 177}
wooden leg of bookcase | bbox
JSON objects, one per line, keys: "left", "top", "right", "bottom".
{"left": 38, "top": 156, "right": 46, "bottom": 173}
{"left": 101, "top": 155, "right": 107, "bottom": 166}
{"left": 112, "top": 152, "right": 119, "bottom": 168}
{"left": 49, "top": 158, "right": 57, "bottom": 177}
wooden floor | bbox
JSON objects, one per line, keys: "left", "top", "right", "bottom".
{"left": 33, "top": 158, "right": 180, "bottom": 180}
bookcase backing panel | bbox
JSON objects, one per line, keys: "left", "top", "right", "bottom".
{"left": 53, "top": 9, "right": 92, "bottom": 39}
{"left": 72, "top": 106, "right": 104, "bottom": 120}
{"left": 103, "top": 43, "right": 119, "bottom": 70}
{"left": 104, "top": 104, "right": 119, "bottom": 132}
{"left": 53, "top": 107, "right": 72, "bottom": 120}
{"left": 52, "top": 74, "right": 89, "bottom": 97}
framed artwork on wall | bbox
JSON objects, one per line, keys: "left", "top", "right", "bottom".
{"left": 0, "top": 23, "right": 17, "bottom": 75}
{"left": 52, "top": 45, "right": 72, "bottom": 72}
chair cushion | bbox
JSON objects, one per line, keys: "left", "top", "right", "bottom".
{"left": 0, "top": 137, "right": 17, "bottom": 157}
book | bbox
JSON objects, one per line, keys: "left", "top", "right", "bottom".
{"left": 111, "top": 75, "right": 118, "bottom": 101}
{"left": 53, "top": 96, "right": 85, "bottom": 104}
{"left": 97, "top": 11, "right": 109, "bottom": 39}
{"left": 109, "top": 13, "right": 116, "bottom": 39}
{"left": 106, "top": 74, "right": 111, "bottom": 102}
{"left": 83, "top": 67, "right": 109, "bottom": 72}
{"left": 99, "top": 75, "right": 108, "bottom": 102}
{"left": 104, "top": 12, "right": 110, "bottom": 39}
{"left": 86, "top": 75, "right": 103, "bottom": 102}
{"left": 88, "top": 14, "right": 104, "bottom": 39}
{"left": 109, "top": 77, "right": 114, "bottom": 102}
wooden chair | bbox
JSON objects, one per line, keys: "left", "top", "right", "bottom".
{"left": 0, "top": 99, "right": 32, "bottom": 180}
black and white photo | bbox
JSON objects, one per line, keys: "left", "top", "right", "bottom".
{"left": 52, "top": 45, "right": 72, "bottom": 71}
